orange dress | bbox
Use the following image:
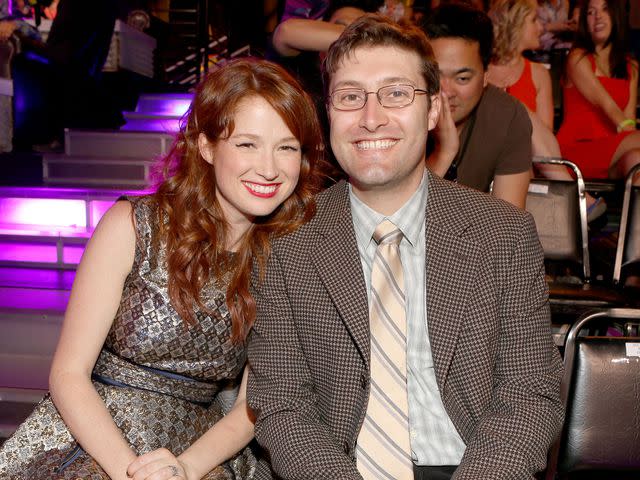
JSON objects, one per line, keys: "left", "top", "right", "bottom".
{"left": 506, "top": 58, "right": 538, "bottom": 112}
{"left": 556, "top": 54, "right": 634, "bottom": 179}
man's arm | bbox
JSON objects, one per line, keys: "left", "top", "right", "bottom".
{"left": 492, "top": 99, "right": 532, "bottom": 209}
{"left": 454, "top": 212, "right": 564, "bottom": 479}
{"left": 247, "top": 248, "right": 361, "bottom": 480}
{"left": 492, "top": 170, "right": 530, "bottom": 209}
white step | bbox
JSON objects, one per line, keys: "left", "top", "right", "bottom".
{"left": 43, "top": 154, "right": 155, "bottom": 189}
{"left": 64, "top": 129, "right": 174, "bottom": 159}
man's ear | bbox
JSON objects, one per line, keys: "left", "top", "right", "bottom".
{"left": 198, "top": 133, "right": 215, "bottom": 165}
{"left": 427, "top": 94, "right": 441, "bottom": 131}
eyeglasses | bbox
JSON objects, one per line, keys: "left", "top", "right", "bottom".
{"left": 328, "top": 84, "right": 428, "bottom": 111}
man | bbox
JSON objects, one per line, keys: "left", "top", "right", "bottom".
{"left": 423, "top": 3, "right": 532, "bottom": 209}
{"left": 248, "top": 14, "right": 563, "bottom": 480}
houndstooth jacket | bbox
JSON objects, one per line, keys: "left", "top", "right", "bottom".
{"left": 247, "top": 172, "right": 564, "bottom": 480}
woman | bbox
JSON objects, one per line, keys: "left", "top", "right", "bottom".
{"left": 489, "top": 0, "right": 553, "bottom": 128}
{"left": 556, "top": 0, "right": 640, "bottom": 181}
{"left": 0, "top": 58, "right": 326, "bottom": 479}
{"left": 489, "top": 0, "right": 604, "bottom": 219}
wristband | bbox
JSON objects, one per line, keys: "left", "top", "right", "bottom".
{"left": 617, "top": 118, "right": 636, "bottom": 133}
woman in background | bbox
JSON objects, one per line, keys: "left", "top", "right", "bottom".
{"left": 0, "top": 58, "right": 326, "bottom": 480}
{"left": 489, "top": 0, "right": 604, "bottom": 219}
{"left": 557, "top": 0, "right": 640, "bottom": 181}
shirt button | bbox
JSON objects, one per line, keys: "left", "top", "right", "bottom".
{"left": 410, "top": 429, "right": 418, "bottom": 439}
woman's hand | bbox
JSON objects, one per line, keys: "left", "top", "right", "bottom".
{"left": 127, "top": 448, "right": 193, "bottom": 480}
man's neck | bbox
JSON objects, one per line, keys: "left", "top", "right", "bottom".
{"left": 350, "top": 172, "right": 425, "bottom": 216}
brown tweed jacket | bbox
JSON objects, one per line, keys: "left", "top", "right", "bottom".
{"left": 247, "top": 172, "right": 564, "bottom": 480}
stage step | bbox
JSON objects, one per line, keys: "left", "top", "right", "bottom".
{"left": 43, "top": 153, "right": 156, "bottom": 189}
{"left": 0, "top": 187, "right": 146, "bottom": 268}
{"left": 134, "top": 93, "right": 192, "bottom": 115}
{"left": 64, "top": 129, "right": 174, "bottom": 159}
{"left": 121, "top": 112, "right": 182, "bottom": 133}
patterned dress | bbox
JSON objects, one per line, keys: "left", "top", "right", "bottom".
{"left": 0, "top": 196, "right": 255, "bottom": 479}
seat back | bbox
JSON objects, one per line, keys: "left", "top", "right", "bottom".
{"left": 527, "top": 158, "right": 590, "bottom": 280}
{"left": 548, "top": 308, "right": 640, "bottom": 477}
{"left": 614, "top": 164, "right": 640, "bottom": 284}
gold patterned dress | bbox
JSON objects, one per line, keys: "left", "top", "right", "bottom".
{"left": 0, "top": 197, "right": 256, "bottom": 479}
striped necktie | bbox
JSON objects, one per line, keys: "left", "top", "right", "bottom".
{"left": 357, "top": 219, "right": 413, "bottom": 479}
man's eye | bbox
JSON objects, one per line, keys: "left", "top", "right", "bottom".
{"left": 456, "top": 77, "right": 471, "bottom": 84}
{"left": 386, "top": 88, "right": 410, "bottom": 98}
{"left": 340, "top": 92, "right": 362, "bottom": 103}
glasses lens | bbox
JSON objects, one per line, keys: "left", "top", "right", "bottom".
{"left": 378, "top": 85, "right": 414, "bottom": 108}
{"left": 332, "top": 89, "right": 365, "bottom": 110}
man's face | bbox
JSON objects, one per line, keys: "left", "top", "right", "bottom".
{"left": 327, "top": 45, "right": 439, "bottom": 208}
{"left": 430, "top": 37, "right": 487, "bottom": 127}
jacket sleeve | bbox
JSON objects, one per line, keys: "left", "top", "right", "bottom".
{"left": 247, "top": 247, "right": 362, "bottom": 480}
{"left": 454, "top": 212, "right": 564, "bottom": 479}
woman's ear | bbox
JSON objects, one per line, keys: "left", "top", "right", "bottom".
{"left": 198, "top": 133, "right": 215, "bottom": 165}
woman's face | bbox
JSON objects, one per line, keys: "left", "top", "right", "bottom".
{"left": 586, "top": 0, "right": 612, "bottom": 45}
{"left": 520, "top": 7, "right": 543, "bottom": 52}
{"left": 198, "top": 96, "right": 302, "bottom": 238}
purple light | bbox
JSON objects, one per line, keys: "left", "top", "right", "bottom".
{"left": 0, "top": 198, "right": 87, "bottom": 228}
{"left": 89, "top": 200, "right": 115, "bottom": 228}
{"left": 0, "top": 242, "right": 58, "bottom": 263}
{"left": 63, "top": 245, "right": 85, "bottom": 264}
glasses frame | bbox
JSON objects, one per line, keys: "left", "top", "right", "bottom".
{"left": 328, "top": 84, "right": 429, "bottom": 111}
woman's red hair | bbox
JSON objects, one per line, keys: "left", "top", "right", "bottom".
{"left": 152, "top": 58, "right": 326, "bottom": 342}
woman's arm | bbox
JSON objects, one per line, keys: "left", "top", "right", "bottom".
{"left": 532, "top": 62, "right": 555, "bottom": 130}
{"left": 566, "top": 48, "right": 628, "bottom": 129}
{"left": 272, "top": 18, "right": 346, "bottom": 57}
{"left": 48, "top": 200, "right": 137, "bottom": 480}
{"left": 623, "top": 59, "right": 638, "bottom": 122}
{"left": 127, "top": 368, "right": 255, "bottom": 480}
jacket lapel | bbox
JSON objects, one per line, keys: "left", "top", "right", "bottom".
{"left": 425, "top": 174, "right": 481, "bottom": 391}
{"left": 311, "top": 182, "right": 371, "bottom": 367}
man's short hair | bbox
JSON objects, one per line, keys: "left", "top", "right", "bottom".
{"left": 421, "top": 3, "right": 494, "bottom": 69}
{"left": 322, "top": 14, "right": 440, "bottom": 102}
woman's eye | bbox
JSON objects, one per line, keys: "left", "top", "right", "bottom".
{"left": 280, "top": 145, "right": 300, "bottom": 152}
{"left": 236, "top": 142, "right": 255, "bottom": 148}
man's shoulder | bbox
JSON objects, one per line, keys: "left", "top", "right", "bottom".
{"left": 428, "top": 173, "right": 533, "bottom": 241}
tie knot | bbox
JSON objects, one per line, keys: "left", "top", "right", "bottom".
{"left": 373, "top": 220, "right": 403, "bottom": 246}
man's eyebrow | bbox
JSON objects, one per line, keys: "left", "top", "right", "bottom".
{"left": 332, "top": 77, "right": 418, "bottom": 90}
{"left": 440, "top": 67, "right": 475, "bottom": 76}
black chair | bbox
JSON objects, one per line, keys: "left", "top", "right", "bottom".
{"left": 527, "top": 158, "right": 625, "bottom": 336}
{"left": 613, "top": 163, "right": 640, "bottom": 305}
{"left": 545, "top": 308, "right": 640, "bottom": 479}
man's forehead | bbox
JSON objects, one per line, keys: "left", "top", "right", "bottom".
{"left": 330, "top": 45, "right": 423, "bottom": 85}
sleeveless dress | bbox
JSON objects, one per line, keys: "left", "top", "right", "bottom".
{"left": 0, "top": 196, "right": 256, "bottom": 479}
{"left": 506, "top": 58, "right": 538, "bottom": 113}
{"left": 556, "top": 54, "right": 635, "bottom": 179}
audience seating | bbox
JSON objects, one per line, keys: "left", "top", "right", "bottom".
{"left": 613, "top": 163, "right": 640, "bottom": 305}
{"left": 545, "top": 308, "right": 640, "bottom": 479}
{"left": 527, "top": 158, "right": 625, "bottom": 336}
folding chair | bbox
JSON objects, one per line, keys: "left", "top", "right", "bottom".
{"left": 613, "top": 163, "right": 640, "bottom": 304}
{"left": 545, "top": 308, "right": 640, "bottom": 479}
{"left": 527, "top": 158, "right": 625, "bottom": 343}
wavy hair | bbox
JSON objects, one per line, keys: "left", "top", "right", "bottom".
{"left": 152, "top": 58, "right": 326, "bottom": 343}
{"left": 575, "top": 0, "right": 630, "bottom": 79}
{"left": 490, "top": 0, "right": 536, "bottom": 63}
